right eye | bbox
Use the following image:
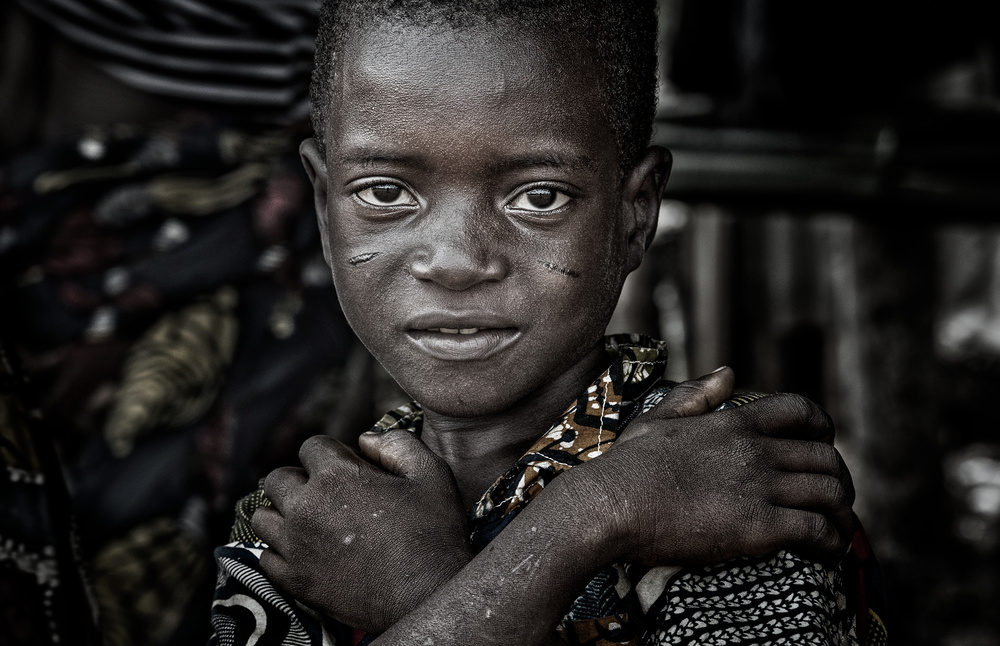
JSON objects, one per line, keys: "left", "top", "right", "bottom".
{"left": 355, "top": 183, "right": 417, "bottom": 207}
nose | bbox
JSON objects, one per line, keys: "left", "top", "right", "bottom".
{"left": 407, "top": 198, "right": 507, "bottom": 291}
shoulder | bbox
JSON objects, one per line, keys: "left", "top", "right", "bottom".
{"left": 637, "top": 550, "right": 856, "bottom": 645}
{"left": 558, "top": 551, "right": 857, "bottom": 646}
{"left": 212, "top": 483, "right": 340, "bottom": 646}
{"left": 639, "top": 382, "right": 771, "bottom": 416}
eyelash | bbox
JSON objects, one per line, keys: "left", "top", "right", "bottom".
{"left": 505, "top": 185, "right": 574, "bottom": 214}
{"left": 349, "top": 181, "right": 575, "bottom": 217}
{"left": 352, "top": 181, "right": 418, "bottom": 209}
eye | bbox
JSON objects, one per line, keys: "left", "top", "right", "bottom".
{"left": 355, "top": 183, "right": 417, "bottom": 207}
{"left": 508, "top": 187, "right": 571, "bottom": 212}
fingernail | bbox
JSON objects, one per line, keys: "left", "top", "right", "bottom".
{"left": 711, "top": 365, "right": 729, "bottom": 373}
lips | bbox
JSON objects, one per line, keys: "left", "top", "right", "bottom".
{"left": 405, "top": 313, "right": 520, "bottom": 361}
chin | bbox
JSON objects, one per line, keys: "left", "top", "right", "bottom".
{"left": 393, "top": 372, "right": 523, "bottom": 419}
{"left": 411, "top": 388, "right": 515, "bottom": 419}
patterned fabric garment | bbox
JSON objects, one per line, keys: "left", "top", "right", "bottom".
{"left": 15, "top": 0, "right": 319, "bottom": 123}
{"left": 1, "top": 118, "right": 358, "bottom": 645}
{"left": 213, "top": 335, "right": 888, "bottom": 646}
{"left": 0, "top": 334, "right": 101, "bottom": 645}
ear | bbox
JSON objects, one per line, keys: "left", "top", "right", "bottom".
{"left": 620, "top": 146, "right": 672, "bottom": 273}
{"left": 300, "top": 137, "right": 333, "bottom": 266}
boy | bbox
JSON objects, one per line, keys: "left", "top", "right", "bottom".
{"left": 212, "top": 1, "right": 884, "bottom": 644}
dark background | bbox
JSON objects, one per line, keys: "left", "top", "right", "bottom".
{"left": 628, "top": 1, "right": 1000, "bottom": 644}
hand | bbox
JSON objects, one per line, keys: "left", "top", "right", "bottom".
{"left": 565, "top": 367, "right": 856, "bottom": 566}
{"left": 251, "top": 431, "right": 472, "bottom": 633}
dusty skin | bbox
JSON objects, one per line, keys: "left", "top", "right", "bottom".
{"left": 251, "top": 18, "right": 857, "bottom": 646}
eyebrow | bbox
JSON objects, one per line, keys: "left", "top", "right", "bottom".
{"left": 337, "top": 150, "right": 597, "bottom": 173}
{"left": 493, "top": 153, "right": 598, "bottom": 173}
{"left": 337, "top": 152, "right": 428, "bottom": 169}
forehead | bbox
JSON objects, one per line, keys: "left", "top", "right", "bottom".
{"left": 326, "top": 20, "right": 618, "bottom": 166}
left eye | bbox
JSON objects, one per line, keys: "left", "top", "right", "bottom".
{"left": 355, "top": 183, "right": 417, "bottom": 207}
{"left": 508, "top": 187, "right": 571, "bottom": 212}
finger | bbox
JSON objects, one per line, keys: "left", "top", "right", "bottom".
{"left": 647, "top": 367, "right": 736, "bottom": 419}
{"left": 258, "top": 547, "right": 290, "bottom": 586}
{"left": 251, "top": 505, "right": 288, "bottom": 554}
{"left": 358, "top": 429, "right": 442, "bottom": 479}
{"left": 262, "top": 466, "right": 308, "bottom": 514}
{"left": 769, "top": 472, "right": 857, "bottom": 542}
{"left": 774, "top": 441, "right": 856, "bottom": 506}
{"left": 835, "top": 449, "right": 856, "bottom": 510}
{"left": 772, "top": 439, "right": 840, "bottom": 475}
{"left": 755, "top": 507, "right": 846, "bottom": 563}
{"left": 298, "top": 434, "right": 363, "bottom": 476}
{"left": 737, "top": 393, "right": 835, "bottom": 443}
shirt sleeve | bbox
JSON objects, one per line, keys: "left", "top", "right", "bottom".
{"left": 635, "top": 550, "right": 858, "bottom": 646}
{"left": 210, "top": 487, "right": 337, "bottom": 646}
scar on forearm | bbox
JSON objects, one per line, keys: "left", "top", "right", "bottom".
{"left": 540, "top": 261, "right": 580, "bottom": 278}
{"left": 348, "top": 252, "right": 380, "bottom": 266}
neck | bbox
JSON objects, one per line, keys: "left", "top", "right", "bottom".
{"left": 420, "top": 342, "right": 610, "bottom": 509}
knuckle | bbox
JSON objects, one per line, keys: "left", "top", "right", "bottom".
{"left": 774, "top": 392, "right": 815, "bottom": 424}
{"left": 822, "top": 477, "right": 846, "bottom": 505}
{"left": 805, "top": 514, "right": 837, "bottom": 550}
{"left": 671, "top": 380, "right": 708, "bottom": 401}
{"left": 746, "top": 503, "right": 781, "bottom": 551}
{"left": 373, "top": 430, "right": 408, "bottom": 458}
{"left": 654, "top": 379, "right": 718, "bottom": 418}
{"left": 815, "top": 406, "right": 836, "bottom": 439}
{"left": 813, "top": 443, "right": 839, "bottom": 473}
{"left": 263, "top": 468, "right": 290, "bottom": 498}
{"left": 827, "top": 449, "right": 845, "bottom": 477}
{"left": 298, "top": 434, "right": 330, "bottom": 461}
{"left": 250, "top": 509, "right": 266, "bottom": 535}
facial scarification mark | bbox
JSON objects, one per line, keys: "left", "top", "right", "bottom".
{"left": 540, "top": 261, "right": 580, "bottom": 278}
{"left": 348, "top": 252, "right": 380, "bottom": 266}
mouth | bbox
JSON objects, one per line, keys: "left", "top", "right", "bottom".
{"left": 406, "top": 325, "right": 521, "bottom": 361}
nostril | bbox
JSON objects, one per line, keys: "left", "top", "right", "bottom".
{"left": 408, "top": 245, "right": 506, "bottom": 290}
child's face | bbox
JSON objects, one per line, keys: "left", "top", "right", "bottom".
{"left": 305, "top": 21, "right": 665, "bottom": 418}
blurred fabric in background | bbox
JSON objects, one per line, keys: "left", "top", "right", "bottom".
{"left": 1, "top": 1, "right": 998, "bottom": 645}
{"left": 0, "top": 3, "right": 373, "bottom": 645}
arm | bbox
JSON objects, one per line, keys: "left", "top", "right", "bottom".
{"left": 370, "top": 467, "right": 617, "bottom": 645}
{"left": 246, "top": 368, "right": 856, "bottom": 645}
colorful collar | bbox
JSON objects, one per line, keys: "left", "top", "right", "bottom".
{"left": 369, "top": 334, "right": 670, "bottom": 547}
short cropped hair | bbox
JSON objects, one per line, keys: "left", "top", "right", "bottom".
{"left": 310, "top": 0, "right": 658, "bottom": 170}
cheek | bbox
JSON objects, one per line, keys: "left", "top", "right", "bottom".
{"left": 330, "top": 255, "right": 403, "bottom": 344}
{"left": 537, "top": 234, "right": 625, "bottom": 332}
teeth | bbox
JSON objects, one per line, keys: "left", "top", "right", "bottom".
{"left": 428, "top": 327, "right": 480, "bottom": 334}
{"left": 459, "top": 328, "right": 478, "bottom": 334}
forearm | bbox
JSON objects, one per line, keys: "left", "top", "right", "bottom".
{"left": 372, "top": 475, "right": 621, "bottom": 646}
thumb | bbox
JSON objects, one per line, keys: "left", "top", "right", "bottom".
{"left": 649, "top": 366, "right": 735, "bottom": 419}
{"left": 358, "top": 429, "right": 437, "bottom": 478}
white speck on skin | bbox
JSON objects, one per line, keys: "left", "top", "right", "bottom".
{"left": 511, "top": 553, "right": 535, "bottom": 574}
{"left": 342, "top": 534, "right": 355, "bottom": 545}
